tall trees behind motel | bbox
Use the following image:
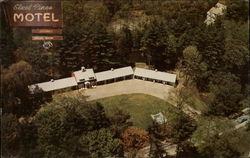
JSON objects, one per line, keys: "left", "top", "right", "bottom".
{"left": 116, "top": 25, "right": 133, "bottom": 66}
{"left": 140, "top": 18, "right": 179, "bottom": 70}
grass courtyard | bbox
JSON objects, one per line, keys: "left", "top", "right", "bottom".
{"left": 90, "top": 93, "right": 177, "bottom": 130}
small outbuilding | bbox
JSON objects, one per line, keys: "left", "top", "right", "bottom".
{"left": 134, "top": 67, "right": 176, "bottom": 86}
{"left": 95, "top": 66, "right": 134, "bottom": 85}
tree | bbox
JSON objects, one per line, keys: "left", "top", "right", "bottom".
{"left": 192, "top": 116, "right": 243, "bottom": 158}
{"left": 226, "top": 0, "right": 249, "bottom": 22}
{"left": 35, "top": 95, "right": 111, "bottom": 158}
{"left": 169, "top": 15, "right": 190, "bottom": 38}
{"left": 148, "top": 122, "right": 169, "bottom": 158}
{"left": 164, "top": 34, "right": 178, "bottom": 69}
{"left": 206, "top": 72, "right": 243, "bottom": 116}
{"left": 140, "top": 18, "right": 168, "bottom": 70}
{"left": 0, "top": 2, "right": 15, "bottom": 67}
{"left": 80, "top": 128, "right": 123, "bottom": 158}
{"left": 121, "top": 126, "right": 149, "bottom": 158}
{"left": 2, "top": 114, "right": 21, "bottom": 157}
{"left": 57, "top": 23, "right": 91, "bottom": 74}
{"left": 84, "top": 2, "right": 111, "bottom": 24}
{"left": 223, "top": 20, "right": 249, "bottom": 74}
{"left": 168, "top": 110, "right": 197, "bottom": 156}
{"left": 18, "top": 117, "right": 42, "bottom": 158}
{"left": 88, "top": 22, "right": 118, "bottom": 71}
{"left": 1, "top": 61, "right": 37, "bottom": 116}
{"left": 15, "top": 42, "right": 61, "bottom": 79}
{"left": 57, "top": 2, "right": 114, "bottom": 74}
{"left": 181, "top": 45, "right": 208, "bottom": 86}
{"left": 116, "top": 25, "right": 133, "bottom": 65}
{"left": 108, "top": 108, "right": 132, "bottom": 138}
{"left": 103, "top": 0, "right": 122, "bottom": 17}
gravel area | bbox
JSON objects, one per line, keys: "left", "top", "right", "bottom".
{"left": 80, "top": 79, "right": 174, "bottom": 101}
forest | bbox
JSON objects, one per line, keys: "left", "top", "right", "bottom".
{"left": 1, "top": 0, "right": 249, "bottom": 158}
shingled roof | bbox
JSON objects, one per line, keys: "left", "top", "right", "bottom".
{"left": 134, "top": 68, "right": 176, "bottom": 83}
{"left": 95, "top": 66, "right": 134, "bottom": 82}
{"left": 28, "top": 77, "right": 77, "bottom": 94}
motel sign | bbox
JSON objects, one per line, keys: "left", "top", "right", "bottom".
{"left": 5, "top": 1, "right": 62, "bottom": 27}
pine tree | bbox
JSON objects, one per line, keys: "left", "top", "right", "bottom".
{"left": 140, "top": 18, "right": 168, "bottom": 70}
{"left": 116, "top": 25, "right": 133, "bottom": 66}
{"left": 88, "top": 22, "right": 117, "bottom": 71}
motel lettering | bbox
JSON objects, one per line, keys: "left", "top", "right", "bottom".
{"left": 6, "top": 1, "right": 62, "bottom": 27}
{"left": 13, "top": 13, "right": 59, "bottom": 22}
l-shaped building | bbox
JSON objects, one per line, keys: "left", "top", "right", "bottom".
{"left": 28, "top": 66, "right": 177, "bottom": 94}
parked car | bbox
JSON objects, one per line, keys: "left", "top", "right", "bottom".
{"left": 236, "top": 115, "right": 250, "bottom": 124}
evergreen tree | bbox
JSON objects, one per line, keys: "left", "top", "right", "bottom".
{"left": 226, "top": 0, "right": 249, "bottom": 22}
{"left": 2, "top": 114, "right": 21, "bottom": 157}
{"left": 181, "top": 45, "right": 208, "bottom": 86}
{"left": 88, "top": 22, "right": 117, "bottom": 71}
{"left": 140, "top": 18, "right": 168, "bottom": 70}
{"left": 168, "top": 111, "right": 197, "bottom": 155}
{"left": 116, "top": 25, "right": 133, "bottom": 66}
{"left": 57, "top": 27, "right": 90, "bottom": 74}
{"left": 108, "top": 108, "right": 132, "bottom": 138}
{"left": 0, "top": 2, "right": 15, "bottom": 67}
{"left": 206, "top": 72, "right": 243, "bottom": 116}
{"left": 148, "top": 122, "right": 169, "bottom": 158}
{"left": 192, "top": 117, "right": 244, "bottom": 158}
{"left": 80, "top": 128, "right": 123, "bottom": 158}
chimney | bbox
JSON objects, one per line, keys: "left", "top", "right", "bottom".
{"left": 50, "top": 79, "right": 54, "bottom": 82}
{"left": 81, "top": 66, "right": 86, "bottom": 72}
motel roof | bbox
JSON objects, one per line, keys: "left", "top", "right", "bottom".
{"left": 134, "top": 67, "right": 176, "bottom": 83}
{"left": 73, "top": 68, "right": 96, "bottom": 83}
{"left": 95, "top": 66, "right": 134, "bottom": 82}
{"left": 28, "top": 77, "right": 78, "bottom": 94}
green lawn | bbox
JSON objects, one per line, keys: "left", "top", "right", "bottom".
{"left": 90, "top": 93, "right": 177, "bottom": 130}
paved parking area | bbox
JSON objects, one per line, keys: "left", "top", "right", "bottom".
{"left": 57, "top": 79, "right": 201, "bottom": 119}
{"left": 80, "top": 79, "right": 174, "bottom": 101}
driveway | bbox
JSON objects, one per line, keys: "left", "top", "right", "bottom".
{"left": 59, "top": 79, "right": 200, "bottom": 119}
{"left": 80, "top": 79, "right": 174, "bottom": 101}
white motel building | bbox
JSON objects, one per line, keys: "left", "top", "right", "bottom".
{"left": 28, "top": 66, "right": 177, "bottom": 94}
